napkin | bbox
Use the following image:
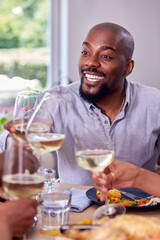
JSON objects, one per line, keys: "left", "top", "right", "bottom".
{"left": 146, "top": 197, "right": 160, "bottom": 206}
{"left": 70, "top": 188, "right": 92, "bottom": 212}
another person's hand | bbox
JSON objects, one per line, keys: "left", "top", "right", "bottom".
{"left": 0, "top": 198, "right": 38, "bottom": 237}
{"left": 91, "top": 160, "right": 140, "bottom": 202}
{"left": 4, "top": 120, "right": 16, "bottom": 133}
{"left": 0, "top": 143, "right": 39, "bottom": 187}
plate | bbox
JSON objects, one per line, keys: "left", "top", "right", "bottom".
{"left": 86, "top": 187, "right": 160, "bottom": 210}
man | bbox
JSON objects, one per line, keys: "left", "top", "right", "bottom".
{"left": 2, "top": 22, "right": 160, "bottom": 185}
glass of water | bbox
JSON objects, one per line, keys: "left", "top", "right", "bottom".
{"left": 40, "top": 186, "right": 71, "bottom": 230}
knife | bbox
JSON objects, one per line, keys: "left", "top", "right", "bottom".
{"left": 60, "top": 224, "right": 99, "bottom": 233}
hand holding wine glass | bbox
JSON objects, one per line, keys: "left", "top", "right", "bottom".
{"left": 2, "top": 136, "right": 44, "bottom": 239}
{"left": 73, "top": 119, "right": 126, "bottom": 220}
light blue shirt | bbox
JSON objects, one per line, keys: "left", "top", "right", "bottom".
{"left": 1, "top": 80, "right": 160, "bottom": 185}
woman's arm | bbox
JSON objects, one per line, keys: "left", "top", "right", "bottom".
{"left": 91, "top": 160, "right": 160, "bottom": 201}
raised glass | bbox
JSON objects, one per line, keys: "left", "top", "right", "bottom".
{"left": 74, "top": 119, "right": 126, "bottom": 220}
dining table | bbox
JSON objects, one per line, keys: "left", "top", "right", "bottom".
{"left": 27, "top": 182, "right": 160, "bottom": 240}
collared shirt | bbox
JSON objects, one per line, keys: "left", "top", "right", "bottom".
{"left": 1, "top": 80, "right": 160, "bottom": 185}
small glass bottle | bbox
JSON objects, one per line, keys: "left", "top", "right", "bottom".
{"left": 43, "top": 168, "right": 56, "bottom": 193}
{"left": 38, "top": 168, "right": 56, "bottom": 194}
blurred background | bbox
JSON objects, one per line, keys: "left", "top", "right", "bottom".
{"left": 0, "top": 0, "right": 160, "bottom": 131}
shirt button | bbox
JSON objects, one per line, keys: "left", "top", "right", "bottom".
{"left": 104, "top": 120, "right": 108, "bottom": 124}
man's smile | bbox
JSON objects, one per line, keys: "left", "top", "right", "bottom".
{"left": 85, "top": 73, "right": 104, "bottom": 82}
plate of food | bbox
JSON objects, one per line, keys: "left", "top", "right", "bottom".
{"left": 86, "top": 187, "right": 160, "bottom": 210}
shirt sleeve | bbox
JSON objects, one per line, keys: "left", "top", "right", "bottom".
{"left": 0, "top": 130, "right": 9, "bottom": 153}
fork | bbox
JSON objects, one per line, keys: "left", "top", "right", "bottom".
{"left": 114, "top": 189, "right": 153, "bottom": 201}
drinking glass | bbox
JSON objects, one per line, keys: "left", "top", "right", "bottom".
{"left": 25, "top": 93, "right": 65, "bottom": 162}
{"left": 13, "top": 90, "right": 50, "bottom": 147}
{"left": 2, "top": 136, "right": 45, "bottom": 239}
{"left": 39, "top": 186, "right": 72, "bottom": 230}
{"left": 74, "top": 119, "right": 126, "bottom": 220}
{"left": 25, "top": 93, "right": 66, "bottom": 193}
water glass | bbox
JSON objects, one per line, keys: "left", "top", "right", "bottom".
{"left": 40, "top": 187, "right": 71, "bottom": 229}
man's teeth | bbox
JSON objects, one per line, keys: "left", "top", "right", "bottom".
{"left": 85, "top": 74, "right": 103, "bottom": 82}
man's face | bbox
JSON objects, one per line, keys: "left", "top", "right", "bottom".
{"left": 78, "top": 29, "right": 127, "bottom": 103}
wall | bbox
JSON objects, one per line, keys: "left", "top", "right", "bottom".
{"left": 68, "top": 0, "right": 160, "bottom": 89}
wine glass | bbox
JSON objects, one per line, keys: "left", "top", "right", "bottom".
{"left": 25, "top": 93, "right": 65, "bottom": 161}
{"left": 73, "top": 119, "right": 126, "bottom": 221}
{"left": 13, "top": 90, "right": 51, "bottom": 151}
{"left": 2, "top": 136, "right": 45, "bottom": 239}
{"left": 25, "top": 93, "right": 66, "bottom": 191}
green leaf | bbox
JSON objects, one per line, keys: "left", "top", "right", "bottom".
{"left": 0, "top": 117, "right": 7, "bottom": 125}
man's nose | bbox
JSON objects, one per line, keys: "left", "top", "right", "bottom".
{"left": 85, "top": 54, "right": 100, "bottom": 68}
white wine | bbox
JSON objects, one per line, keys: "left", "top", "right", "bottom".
{"left": 13, "top": 122, "right": 50, "bottom": 144}
{"left": 27, "top": 133, "right": 65, "bottom": 154}
{"left": 2, "top": 173, "right": 44, "bottom": 199}
{"left": 76, "top": 149, "right": 114, "bottom": 172}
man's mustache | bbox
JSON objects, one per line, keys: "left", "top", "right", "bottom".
{"left": 81, "top": 67, "right": 105, "bottom": 77}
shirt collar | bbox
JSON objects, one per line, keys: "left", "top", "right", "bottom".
{"left": 71, "top": 79, "right": 131, "bottom": 113}
{"left": 88, "top": 79, "right": 131, "bottom": 113}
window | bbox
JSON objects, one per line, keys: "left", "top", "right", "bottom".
{"left": 0, "top": 0, "right": 49, "bottom": 131}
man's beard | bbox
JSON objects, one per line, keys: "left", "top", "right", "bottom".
{"left": 79, "top": 78, "right": 110, "bottom": 104}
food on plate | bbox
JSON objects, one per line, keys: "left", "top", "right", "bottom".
{"left": 39, "top": 228, "right": 63, "bottom": 236}
{"left": 96, "top": 189, "right": 121, "bottom": 200}
{"left": 107, "top": 189, "right": 122, "bottom": 199}
{"left": 65, "top": 215, "right": 160, "bottom": 240}
{"left": 96, "top": 190, "right": 101, "bottom": 200}
{"left": 39, "top": 218, "right": 92, "bottom": 236}
{"left": 65, "top": 225, "right": 126, "bottom": 240}
{"left": 75, "top": 218, "right": 92, "bottom": 225}
{"left": 96, "top": 189, "right": 150, "bottom": 206}
{"left": 109, "top": 215, "right": 160, "bottom": 239}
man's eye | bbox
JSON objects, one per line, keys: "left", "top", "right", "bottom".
{"left": 102, "top": 55, "right": 112, "bottom": 60}
{"left": 81, "top": 50, "right": 89, "bottom": 55}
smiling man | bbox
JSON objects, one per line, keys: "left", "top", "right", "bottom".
{"left": 2, "top": 22, "right": 160, "bottom": 185}
{"left": 79, "top": 22, "right": 134, "bottom": 123}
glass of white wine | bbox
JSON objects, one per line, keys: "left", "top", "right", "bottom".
{"left": 74, "top": 119, "right": 126, "bottom": 220}
{"left": 2, "top": 136, "right": 45, "bottom": 239}
{"left": 13, "top": 90, "right": 50, "bottom": 147}
{"left": 25, "top": 93, "right": 65, "bottom": 162}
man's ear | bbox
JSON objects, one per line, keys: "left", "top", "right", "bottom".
{"left": 124, "top": 59, "right": 134, "bottom": 77}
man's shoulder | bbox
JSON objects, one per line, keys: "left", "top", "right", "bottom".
{"left": 129, "top": 81, "right": 160, "bottom": 109}
{"left": 129, "top": 81, "right": 160, "bottom": 98}
{"left": 48, "top": 81, "right": 80, "bottom": 95}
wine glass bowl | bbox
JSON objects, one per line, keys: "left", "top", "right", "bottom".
{"left": 13, "top": 90, "right": 46, "bottom": 145}
{"left": 74, "top": 120, "right": 114, "bottom": 173}
{"left": 76, "top": 149, "right": 114, "bottom": 172}
{"left": 26, "top": 132, "right": 65, "bottom": 156}
{"left": 25, "top": 93, "right": 66, "bottom": 159}
{"left": 13, "top": 120, "right": 50, "bottom": 146}
{"left": 2, "top": 136, "right": 44, "bottom": 200}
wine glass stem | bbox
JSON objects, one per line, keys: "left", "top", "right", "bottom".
{"left": 104, "top": 194, "right": 110, "bottom": 214}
